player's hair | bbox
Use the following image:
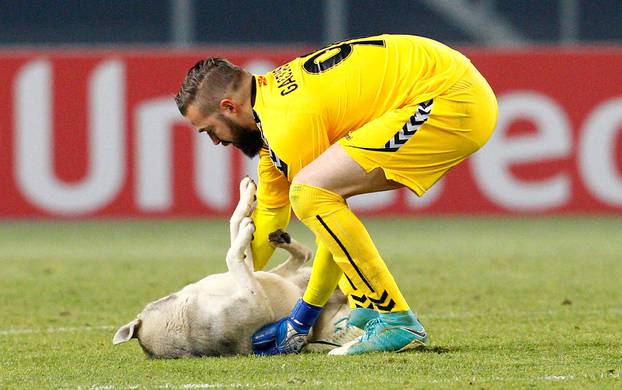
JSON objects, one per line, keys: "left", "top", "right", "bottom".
{"left": 175, "top": 57, "right": 244, "bottom": 116}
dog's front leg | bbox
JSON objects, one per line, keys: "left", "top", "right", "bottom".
{"left": 230, "top": 177, "right": 256, "bottom": 245}
{"left": 229, "top": 177, "right": 257, "bottom": 270}
{"left": 226, "top": 217, "right": 275, "bottom": 321}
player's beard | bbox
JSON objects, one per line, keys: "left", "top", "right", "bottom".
{"left": 218, "top": 114, "right": 264, "bottom": 158}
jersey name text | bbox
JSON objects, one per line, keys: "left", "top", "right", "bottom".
{"left": 273, "top": 63, "right": 298, "bottom": 96}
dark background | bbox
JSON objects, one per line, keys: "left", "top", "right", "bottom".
{"left": 0, "top": 0, "right": 619, "bottom": 46}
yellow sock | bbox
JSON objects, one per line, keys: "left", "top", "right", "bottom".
{"left": 337, "top": 275, "right": 369, "bottom": 309}
{"left": 303, "top": 241, "right": 360, "bottom": 308}
{"left": 302, "top": 241, "right": 343, "bottom": 307}
{"left": 290, "top": 183, "right": 410, "bottom": 313}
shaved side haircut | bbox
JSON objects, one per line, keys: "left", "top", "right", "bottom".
{"left": 175, "top": 57, "right": 244, "bottom": 116}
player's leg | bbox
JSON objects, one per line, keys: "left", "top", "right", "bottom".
{"left": 291, "top": 143, "right": 409, "bottom": 314}
{"left": 325, "top": 64, "right": 497, "bottom": 354}
{"left": 308, "top": 241, "right": 376, "bottom": 311}
{"left": 306, "top": 238, "right": 380, "bottom": 335}
{"left": 302, "top": 240, "right": 342, "bottom": 307}
{"left": 292, "top": 151, "right": 404, "bottom": 314}
{"left": 293, "top": 62, "right": 498, "bottom": 354}
{"left": 290, "top": 143, "right": 429, "bottom": 354}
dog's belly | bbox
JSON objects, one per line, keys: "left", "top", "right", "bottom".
{"left": 190, "top": 271, "right": 302, "bottom": 316}
{"left": 253, "top": 271, "right": 302, "bottom": 318}
{"left": 181, "top": 271, "right": 302, "bottom": 356}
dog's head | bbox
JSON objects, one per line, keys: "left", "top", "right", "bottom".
{"left": 113, "top": 294, "right": 201, "bottom": 358}
{"left": 113, "top": 291, "right": 246, "bottom": 358}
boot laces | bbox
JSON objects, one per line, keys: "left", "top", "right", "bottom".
{"left": 360, "top": 318, "right": 385, "bottom": 342}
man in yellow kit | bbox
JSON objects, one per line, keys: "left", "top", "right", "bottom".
{"left": 175, "top": 34, "right": 498, "bottom": 355}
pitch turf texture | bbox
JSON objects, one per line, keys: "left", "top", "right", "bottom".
{"left": 1, "top": 217, "right": 621, "bottom": 389}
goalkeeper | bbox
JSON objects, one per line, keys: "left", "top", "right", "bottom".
{"left": 175, "top": 34, "right": 498, "bottom": 355}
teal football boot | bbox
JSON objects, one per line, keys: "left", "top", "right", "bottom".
{"left": 329, "top": 310, "right": 429, "bottom": 355}
{"left": 345, "top": 307, "right": 379, "bottom": 329}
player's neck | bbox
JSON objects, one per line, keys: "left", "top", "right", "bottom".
{"left": 236, "top": 72, "right": 253, "bottom": 107}
{"left": 239, "top": 73, "right": 258, "bottom": 129}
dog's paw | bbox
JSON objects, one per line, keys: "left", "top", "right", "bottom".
{"left": 239, "top": 176, "right": 257, "bottom": 204}
{"left": 268, "top": 229, "right": 291, "bottom": 246}
{"left": 236, "top": 217, "right": 255, "bottom": 244}
{"left": 268, "top": 230, "right": 312, "bottom": 264}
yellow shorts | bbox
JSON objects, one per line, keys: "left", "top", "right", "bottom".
{"left": 338, "top": 63, "right": 498, "bottom": 196}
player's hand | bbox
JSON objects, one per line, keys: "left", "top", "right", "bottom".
{"left": 252, "top": 299, "right": 322, "bottom": 355}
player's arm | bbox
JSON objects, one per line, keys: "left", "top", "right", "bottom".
{"left": 251, "top": 147, "right": 292, "bottom": 271}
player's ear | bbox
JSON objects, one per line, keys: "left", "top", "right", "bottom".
{"left": 219, "top": 98, "right": 237, "bottom": 113}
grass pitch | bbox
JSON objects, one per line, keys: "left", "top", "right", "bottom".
{"left": 1, "top": 217, "right": 621, "bottom": 389}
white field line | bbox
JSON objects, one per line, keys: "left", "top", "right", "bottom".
{"left": 77, "top": 375, "right": 591, "bottom": 390}
{"left": 428, "top": 375, "right": 579, "bottom": 385}
{"left": 1, "top": 306, "right": 621, "bottom": 337}
{"left": 542, "top": 375, "right": 576, "bottom": 381}
{"left": 0, "top": 325, "right": 114, "bottom": 336}
{"left": 423, "top": 307, "right": 622, "bottom": 320}
{"left": 79, "top": 381, "right": 334, "bottom": 390}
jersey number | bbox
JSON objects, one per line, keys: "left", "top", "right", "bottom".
{"left": 302, "top": 38, "right": 385, "bottom": 74}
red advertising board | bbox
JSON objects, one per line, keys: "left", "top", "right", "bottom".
{"left": 0, "top": 46, "right": 621, "bottom": 218}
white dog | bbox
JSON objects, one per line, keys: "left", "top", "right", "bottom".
{"left": 112, "top": 177, "right": 353, "bottom": 358}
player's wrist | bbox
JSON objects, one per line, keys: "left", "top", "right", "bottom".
{"left": 289, "top": 299, "right": 323, "bottom": 333}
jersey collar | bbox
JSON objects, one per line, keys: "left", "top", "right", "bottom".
{"left": 250, "top": 75, "right": 257, "bottom": 108}
{"left": 252, "top": 109, "right": 268, "bottom": 149}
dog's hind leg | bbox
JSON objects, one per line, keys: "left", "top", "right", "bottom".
{"left": 229, "top": 177, "right": 257, "bottom": 271}
{"left": 267, "top": 230, "right": 313, "bottom": 278}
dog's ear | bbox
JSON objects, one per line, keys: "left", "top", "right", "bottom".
{"left": 112, "top": 319, "right": 141, "bottom": 345}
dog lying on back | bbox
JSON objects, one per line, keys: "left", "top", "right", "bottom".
{"left": 112, "top": 177, "right": 350, "bottom": 358}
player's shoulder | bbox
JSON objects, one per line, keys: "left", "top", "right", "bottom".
{"left": 255, "top": 60, "right": 313, "bottom": 104}
{"left": 254, "top": 61, "right": 325, "bottom": 123}
{"left": 268, "top": 60, "right": 303, "bottom": 99}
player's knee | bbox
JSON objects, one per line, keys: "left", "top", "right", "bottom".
{"left": 289, "top": 183, "right": 315, "bottom": 221}
{"left": 289, "top": 183, "right": 345, "bottom": 221}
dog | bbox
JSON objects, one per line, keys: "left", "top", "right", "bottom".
{"left": 112, "top": 177, "right": 352, "bottom": 358}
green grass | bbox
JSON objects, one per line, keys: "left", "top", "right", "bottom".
{"left": 1, "top": 217, "right": 621, "bottom": 389}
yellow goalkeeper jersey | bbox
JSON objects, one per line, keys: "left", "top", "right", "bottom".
{"left": 252, "top": 34, "right": 473, "bottom": 208}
